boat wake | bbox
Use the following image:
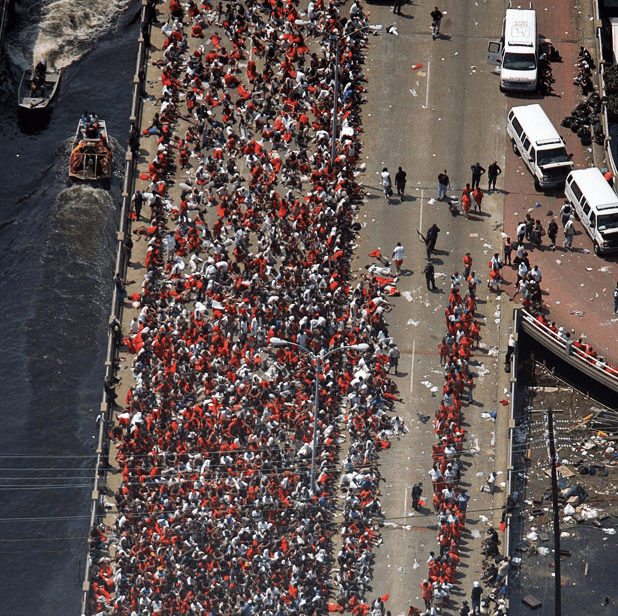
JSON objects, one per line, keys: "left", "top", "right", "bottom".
{"left": 5, "top": 0, "right": 132, "bottom": 69}
{"left": 54, "top": 184, "right": 116, "bottom": 260}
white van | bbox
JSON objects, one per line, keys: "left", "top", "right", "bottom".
{"left": 488, "top": 3, "right": 538, "bottom": 92}
{"left": 506, "top": 104, "right": 573, "bottom": 190}
{"left": 564, "top": 168, "right": 618, "bottom": 255}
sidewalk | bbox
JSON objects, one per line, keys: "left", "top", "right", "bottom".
{"left": 502, "top": 0, "right": 618, "bottom": 367}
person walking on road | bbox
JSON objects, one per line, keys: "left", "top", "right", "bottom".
{"left": 473, "top": 186, "right": 483, "bottom": 213}
{"left": 392, "top": 241, "right": 405, "bottom": 274}
{"left": 411, "top": 483, "right": 423, "bottom": 511}
{"left": 488, "top": 161, "right": 502, "bottom": 191}
{"left": 421, "top": 580, "right": 433, "bottom": 611}
{"left": 471, "top": 162, "right": 486, "bottom": 190}
{"left": 547, "top": 218, "right": 559, "bottom": 250}
{"left": 461, "top": 184, "right": 472, "bottom": 219}
{"left": 563, "top": 216, "right": 575, "bottom": 249}
{"left": 471, "top": 581, "right": 482, "bottom": 615}
{"left": 393, "top": 0, "right": 403, "bottom": 14}
{"left": 425, "top": 223, "right": 440, "bottom": 259}
{"left": 437, "top": 169, "right": 450, "bottom": 201}
{"left": 424, "top": 261, "right": 437, "bottom": 290}
{"left": 613, "top": 280, "right": 618, "bottom": 314}
{"left": 395, "top": 166, "right": 407, "bottom": 199}
{"left": 387, "top": 342, "right": 400, "bottom": 375}
{"left": 381, "top": 167, "right": 393, "bottom": 200}
{"left": 560, "top": 201, "right": 572, "bottom": 229}
{"left": 431, "top": 6, "right": 443, "bottom": 39}
{"left": 462, "top": 252, "right": 473, "bottom": 279}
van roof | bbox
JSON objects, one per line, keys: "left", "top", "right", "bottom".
{"left": 568, "top": 168, "right": 618, "bottom": 211}
{"left": 509, "top": 104, "right": 563, "bottom": 146}
{"left": 504, "top": 8, "right": 536, "bottom": 48}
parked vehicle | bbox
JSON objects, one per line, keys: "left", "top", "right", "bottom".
{"left": 487, "top": 2, "right": 538, "bottom": 92}
{"left": 506, "top": 104, "right": 573, "bottom": 190}
{"left": 564, "top": 168, "right": 618, "bottom": 255}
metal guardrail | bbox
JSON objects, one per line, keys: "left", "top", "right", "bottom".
{"left": 0, "top": 0, "right": 14, "bottom": 55}
{"left": 518, "top": 308, "right": 618, "bottom": 392}
{"left": 79, "top": 3, "right": 148, "bottom": 613}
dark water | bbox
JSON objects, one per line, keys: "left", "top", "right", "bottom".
{"left": 0, "top": 3, "right": 139, "bottom": 613}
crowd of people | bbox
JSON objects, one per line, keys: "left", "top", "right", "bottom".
{"left": 87, "top": 1, "right": 412, "bottom": 615}
{"left": 418, "top": 256, "right": 485, "bottom": 615}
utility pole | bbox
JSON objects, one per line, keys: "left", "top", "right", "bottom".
{"left": 547, "top": 408, "right": 562, "bottom": 616}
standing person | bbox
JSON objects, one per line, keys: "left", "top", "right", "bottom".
{"left": 462, "top": 252, "right": 473, "bottom": 279}
{"left": 547, "top": 218, "right": 559, "bottom": 250}
{"left": 388, "top": 342, "right": 400, "bottom": 375}
{"left": 488, "top": 161, "right": 502, "bottom": 191}
{"left": 437, "top": 169, "right": 450, "bottom": 201}
{"left": 467, "top": 271, "right": 480, "bottom": 298}
{"left": 530, "top": 219, "right": 545, "bottom": 245}
{"left": 424, "top": 261, "right": 438, "bottom": 290}
{"left": 114, "top": 272, "right": 128, "bottom": 301}
{"left": 563, "top": 216, "right": 575, "bottom": 249}
{"left": 381, "top": 167, "right": 393, "bottom": 200}
{"left": 560, "top": 201, "right": 572, "bottom": 229}
{"left": 393, "top": 0, "right": 403, "bottom": 14}
{"left": 516, "top": 220, "right": 526, "bottom": 245}
{"left": 392, "top": 241, "right": 405, "bottom": 274}
{"left": 473, "top": 186, "right": 483, "bottom": 213}
{"left": 461, "top": 184, "right": 472, "bottom": 219}
{"left": 430, "top": 6, "right": 443, "bottom": 39}
{"left": 503, "top": 236, "right": 513, "bottom": 265}
{"left": 471, "top": 581, "right": 482, "bottom": 616}
{"left": 123, "top": 235, "right": 134, "bottom": 266}
{"left": 132, "top": 190, "right": 144, "bottom": 220}
{"left": 505, "top": 332, "right": 516, "bottom": 365}
{"left": 524, "top": 213, "right": 534, "bottom": 241}
{"left": 395, "top": 166, "right": 407, "bottom": 199}
{"left": 411, "top": 483, "right": 423, "bottom": 511}
{"left": 425, "top": 223, "right": 440, "bottom": 259}
{"left": 460, "top": 600, "right": 471, "bottom": 616}
{"left": 516, "top": 260, "right": 528, "bottom": 287}
{"left": 613, "top": 280, "right": 618, "bottom": 314}
{"left": 421, "top": 580, "right": 433, "bottom": 611}
{"left": 470, "top": 162, "right": 486, "bottom": 190}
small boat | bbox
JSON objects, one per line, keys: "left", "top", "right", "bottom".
{"left": 18, "top": 65, "right": 61, "bottom": 113}
{"left": 69, "top": 114, "right": 113, "bottom": 184}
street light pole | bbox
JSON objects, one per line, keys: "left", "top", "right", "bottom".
{"left": 269, "top": 338, "right": 369, "bottom": 494}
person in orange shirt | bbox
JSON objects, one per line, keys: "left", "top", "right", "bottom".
{"left": 462, "top": 252, "right": 473, "bottom": 279}
{"left": 461, "top": 184, "right": 472, "bottom": 219}
{"left": 473, "top": 186, "right": 483, "bottom": 213}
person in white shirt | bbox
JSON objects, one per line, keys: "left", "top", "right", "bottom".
{"left": 392, "top": 242, "right": 405, "bottom": 274}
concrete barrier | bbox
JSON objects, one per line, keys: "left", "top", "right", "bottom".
{"left": 79, "top": 4, "right": 148, "bottom": 613}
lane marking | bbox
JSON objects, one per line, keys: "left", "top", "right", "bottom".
{"left": 410, "top": 339, "right": 416, "bottom": 394}
{"left": 419, "top": 189, "right": 423, "bottom": 231}
{"left": 425, "top": 61, "right": 431, "bottom": 109}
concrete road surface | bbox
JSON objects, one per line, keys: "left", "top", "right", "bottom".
{"left": 353, "top": 1, "right": 512, "bottom": 613}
